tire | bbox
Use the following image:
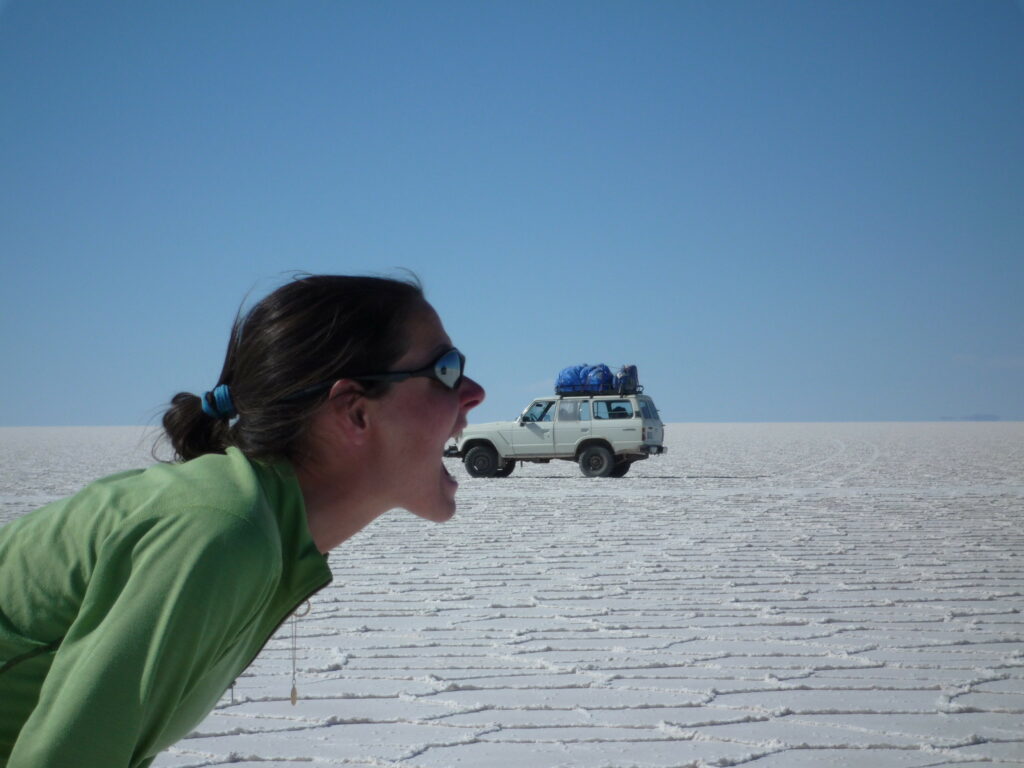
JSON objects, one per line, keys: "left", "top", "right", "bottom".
{"left": 579, "top": 445, "right": 614, "bottom": 477}
{"left": 465, "top": 445, "right": 499, "bottom": 478}
{"left": 494, "top": 459, "right": 516, "bottom": 478}
{"left": 609, "top": 460, "right": 631, "bottom": 478}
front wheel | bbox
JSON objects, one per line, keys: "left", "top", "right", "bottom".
{"left": 579, "top": 445, "right": 614, "bottom": 477}
{"left": 464, "top": 445, "right": 500, "bottom": 477}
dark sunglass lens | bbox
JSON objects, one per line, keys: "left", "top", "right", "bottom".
{"left": 435, "top": 349, "right": 463, "bottom": 388}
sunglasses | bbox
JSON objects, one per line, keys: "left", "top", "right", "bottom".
{"left": 282, "top": 347, "right": 466, "bottom": 402}
{"left": 355, "top": 347, "right": 466, "bottom": 391}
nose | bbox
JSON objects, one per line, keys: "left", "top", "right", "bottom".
{"left": 459, "top": 376, "right": 485, "bottom": 411}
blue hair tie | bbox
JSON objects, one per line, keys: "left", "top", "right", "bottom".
{"left": 201, "top": 384, "right": 237, "bottom": 420}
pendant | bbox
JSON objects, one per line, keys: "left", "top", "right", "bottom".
{"left": 290, "top": 600, "right": 310, "bottom": 707}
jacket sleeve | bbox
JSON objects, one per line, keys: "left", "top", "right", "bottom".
{"left": 7, "top": 509, "right": 276, "bottom": 768}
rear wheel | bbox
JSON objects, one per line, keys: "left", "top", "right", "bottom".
{"left": 465, "top": 445, "right": 499, "bottom": 478}
{"left": 610, "top": 460, "right": 631, "bottom": 478}
{"left": 494, "top": 459, "right": 516, "bottom": 478}
{"left": 579, "top": 445, "right": 614, "bottom": 477}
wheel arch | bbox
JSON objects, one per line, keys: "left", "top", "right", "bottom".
{"left": 574, "top": 438, "right": 615, "bottom": 459}
{"left": 460, "top": 438, "right": 501, "bottom": 458}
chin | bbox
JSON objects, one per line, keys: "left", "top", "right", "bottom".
{"left": 411, "top": 505, "right": 456, "bottom": 523}
{"left": 401, "top": 464, "right": 459, "bottom": 522}
{"left": 432, "top": 508, "right": 456, "bottom": 523}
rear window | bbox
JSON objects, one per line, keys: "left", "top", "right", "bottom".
{"left": 639, "top": 398, "right": 659, "bottom": 420}
{"left": 593, "top": 400, "right": 634, "bottom": 420}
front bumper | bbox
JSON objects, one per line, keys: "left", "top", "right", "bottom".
{"left": 444, "top": 445, "right": 461, "bottom": 458}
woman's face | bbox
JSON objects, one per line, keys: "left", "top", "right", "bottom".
{"left": 368, "top": 303, "right": 485, "bottom": 522}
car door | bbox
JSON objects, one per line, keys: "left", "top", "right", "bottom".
{"left": 638, "top": 397, "right": 664, "bottom": 446}
{"left": 553, "top": 398, "right": 591, "bottom": 456}
{"left": 591, "top": 398, "right": 641, "bottom": 452}
{"left": 513, "top": 400, "right": 556, "bottom": 456}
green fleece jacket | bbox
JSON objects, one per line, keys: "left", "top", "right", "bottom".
{"left": 0, "top": 447, "right": 332, "bottom": 767}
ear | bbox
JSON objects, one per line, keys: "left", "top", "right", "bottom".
{"left": 326, "top": 379, "right": 371, "bottom": 446}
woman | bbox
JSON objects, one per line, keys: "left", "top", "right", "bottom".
{"left": 0, "top": 274, "right": 485, "bottom": 767}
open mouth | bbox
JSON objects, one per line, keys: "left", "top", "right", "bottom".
{"left": 441, "top": 420, "right": 465, "bottom": 484}
{"left": 441, "top": 447, "right": 457, "bottom": 483}
{"left": 441, "top": 459, "right": 458, "bottom": 494}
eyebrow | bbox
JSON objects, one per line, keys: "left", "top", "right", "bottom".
{"left": 426, "top": 342, "right": 452, "bottom": 360}
{"left": 431, "top": 343, "right": 452, "bottom": 356}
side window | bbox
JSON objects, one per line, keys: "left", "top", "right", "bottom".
{"left": 593, "top": 400, "right": 634, "bottom": 420}
{"left": 524, "top": 401, "right": 555, "bottom": 422}
{"left": 612, "top": 401, "right": 634, "bottom": 419}
{"left": 556, "top": 401, "right": 579, "bottom": 422}
{"left": 580, "top": 400, "right": 591, "bottom": 421}
{"left": 640, "top": 399, "right": 659, "bottom": 420}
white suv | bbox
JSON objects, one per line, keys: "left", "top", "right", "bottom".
{"left": 445, "top": 394, "right": 666, "bottom": 478}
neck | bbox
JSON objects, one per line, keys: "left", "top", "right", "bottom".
{"left": 294, "top": 457, "right": 389, "bottom": 553}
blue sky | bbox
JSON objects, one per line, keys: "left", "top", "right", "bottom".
{"left": 1, "top": 0, "right": 1022, "bottom": 426}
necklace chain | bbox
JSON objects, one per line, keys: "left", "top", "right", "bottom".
{"left": 290, "top": 600, "right": 311, "bottom": 706}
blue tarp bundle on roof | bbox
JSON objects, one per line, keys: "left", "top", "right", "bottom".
{"left": 555, "top": 364, "right": 640, "bottom": 395}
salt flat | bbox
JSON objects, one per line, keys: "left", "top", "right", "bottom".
{"left": 2, "top": 423, "right": 1022, "bottom": 767}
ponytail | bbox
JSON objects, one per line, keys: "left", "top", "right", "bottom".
{"left": 159, "top": 274, "right": 425, "bottom": 463}
{"left": 161, "top": 392, "right": 232, "bottom": 462}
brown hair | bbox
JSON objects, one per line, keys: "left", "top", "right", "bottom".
{"left": 161, "top": 274, "right": 425, "bottom": 462}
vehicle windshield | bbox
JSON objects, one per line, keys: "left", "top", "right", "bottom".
{"left": 522, "top": 401, "right": 554, "bottom": 422}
